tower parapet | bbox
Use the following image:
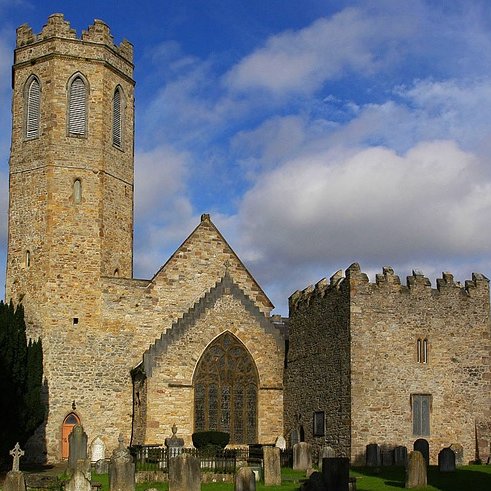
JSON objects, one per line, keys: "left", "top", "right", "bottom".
{"left": 16, "top": 13, "right": 133, "bottom": 64}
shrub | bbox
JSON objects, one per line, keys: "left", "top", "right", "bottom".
{"left": 192, "top": 431, "right": 230, "bottom": 450}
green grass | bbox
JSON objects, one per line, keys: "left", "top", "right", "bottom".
{"left": 351, "top": 465, "right": 491, "bottom": 491}
{"left": 89, "top": 465, "right": 491, "bottom": 491}
{"left": 92, "top": 468, "right": 305, "bottom": 491}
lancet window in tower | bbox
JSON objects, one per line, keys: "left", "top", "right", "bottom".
{"left": 194, "top": 332, "right": 258, "bottom": 444}
{"left": 68, "top": 76, "right": 87, "bottom": 136}
{"left": 112, "top": 87, "right": 122, "bottom": 148}
{"left": 73, "top": 179, "right": 82, "bottom": 204}
{"left": 26, "top": 77, "right": 40, "bottom": 139}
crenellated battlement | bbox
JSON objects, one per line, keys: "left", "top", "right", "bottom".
{"left": 16, "top": 13, "right": 133, "bottom": 62}
{"left": 290, "top": 263, "right": 489, "bottom": 313}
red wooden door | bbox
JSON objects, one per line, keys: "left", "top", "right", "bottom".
{"left": 61, "top": 413, "right": 80, "bottom": 459}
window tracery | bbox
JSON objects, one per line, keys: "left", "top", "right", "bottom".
{"left": 194, "top": 332, "right": 258, "bottom": 443}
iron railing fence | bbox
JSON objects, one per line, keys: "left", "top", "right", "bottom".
{"left": 130, "top": 445, "right": 293, "bottom": 474}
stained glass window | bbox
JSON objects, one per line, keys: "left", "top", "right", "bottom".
{"left": 194, "top": 332, "right": 258, "bottom": 443}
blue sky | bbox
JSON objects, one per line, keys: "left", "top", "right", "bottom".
{"left": 1, "top": 0, "right": 491, "bottom": 314}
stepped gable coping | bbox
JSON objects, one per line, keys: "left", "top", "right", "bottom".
{"left": 290, "top": 264, "right": 489, "bottom": 311}
{"left": 149, "top": 213, "right": 273, "bottom": 309}
{"left": 142, "top": 271, "right": 283, "bottom": 378}
{"left": 16, "top": 13, "right": 133, "bottom": 63}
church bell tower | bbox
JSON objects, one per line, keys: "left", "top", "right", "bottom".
{"left": 5, "top": 14, "right": 135, "bottom": 459}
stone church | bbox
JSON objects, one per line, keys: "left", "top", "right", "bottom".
{"left": 5, "top": 14, "right": 491, "bottom": 465}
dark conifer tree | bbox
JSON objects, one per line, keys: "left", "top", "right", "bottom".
{"left": 0, "top": 301, "right": 44, "bottom": 466}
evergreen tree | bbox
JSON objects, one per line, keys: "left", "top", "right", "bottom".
{"left": 0, "top": 301, "right": 44, "bottom": 466}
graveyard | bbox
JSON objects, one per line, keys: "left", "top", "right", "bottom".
{"left": 2, "top": 432, "right": 491, "bottom": 491}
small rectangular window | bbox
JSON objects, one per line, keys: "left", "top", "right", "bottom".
{"left": 313, "top": 411, "right": 325, "bottom": 437}
{"left": 412, "top": 394, "right": 431, "bottom": 436}
{"left": 73, "top": 317, "right": 79, "bottom": 325}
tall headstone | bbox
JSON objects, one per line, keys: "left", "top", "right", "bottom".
{"left": 322, "top": 457, "right": 349, "bottom": 491}
{"left": 365, "top": 444, "right": 381, "bottom": 467}
{"left": 235, "top": 467, "right": 256, "bottom": 491}
{"left": 168, "top": 453, "right": 200, "bottom": 491}
{"left": 91, "top": 437, "right": 106, "bottom": 463}
{"left": 293, "top": 442, "right": 312, "bottom": 471}
{"left": 413, "top": 439, "right": 429, "bottom": 468}
{"left": 109, "top": 434, "right": 135, "bottom": 491}
{"left": 4, "top": 443, "right": 26, "bottom": 491}
{"left": 394, "top": 446, "right": 408, "bottom": 465}
{"left": 275, "top": 435, "right": 287, "bottom": 450}
{"left": 438, "top": 447, "right": 456, "bottom": 472}
{"left": 65, "top": 470, "right": 91, "bottom": 491}
{"left": 69, "top": 425, "right": 88, "bottom": 470}
{"left": 405, "top": 451, "right": 427, "bottom": 489}
{"left": 263, "top": 447, "right": 281, "bottom": 486}
{"left": 165, "top": 424, "right": 185, "bottom": 459}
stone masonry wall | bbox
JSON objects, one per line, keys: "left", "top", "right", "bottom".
{"left": 284, "top": 271, "right": 351, "bottom": 457}
{"left": 144, "top": 293, "right": 284, "bottom": 446}
{"left": 6, "top": 15, "right": 135, "bottom": 462}
{"left": 348, "top": 264, "right": 491, "bottom": 465}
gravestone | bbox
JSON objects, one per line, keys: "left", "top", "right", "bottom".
{"left": 394, "top": 446, "right": 408, "bottom": 465}
{"left": 263, "top": 446, "right": 281, "bottom": 485}
{"left": 4, "top": 443, "right": 26, "bottom": 491}
{"left": 168, "top": 453, "right": 200, "bottom": 491}
{"left": 319, "top": 445, "right": 335, "bottom": 470}
{"left": 95, "top": 459, "right": 109, "bottom": 474}
{"left": 438, "top": 447, "right": 456, "bottom": 472}
{"left": 293, "top": 442, "right": 312, "bottom": 471}
{"left": 450, "top": 443, "right": 463, "bottom": 466}
{"left": 405, "top": 451, "right": 427, "bottom": 488}
{"left": 91, "top": 437, "right": 106, "bottom": 463}
{"left": 65, "top": 469, "right": 91, "bottom": 491}
{"left": 69, "top": 425, "right": 88, "bottom": 470}
{"left": 322, "top": 457, "right": 349, "bottom": 491}
{"left": 381, "top": 449, "right": 394, "bottom": 466}
{"left": 275, "top": 435, "right": 286, "bottom": 450}
{"left": 109, "top": 434, "right": 135, "bottom": 491}
{"left": 235, "top": 467, "right": 256, "bottom": 491}
{"left": 413, "top": 439, "right": 429, "bottom": 468}
{"left": 165, "top": 424, "right": 185, "bottom": 459}
{"left": 365, "top": 444, "right": 381, "bottom": 467}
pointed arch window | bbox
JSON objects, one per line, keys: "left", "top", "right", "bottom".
{"left": 68, "top": 76, "right": 87, "bottom": 136}
{"left": 194, "top": 332, "right": 258, "bottom": 444}
{"left": 112, "top": 87, "right": 123, "bottom": 148}
{"left": 26, "top": 77, "right": 40, "bottom": 139}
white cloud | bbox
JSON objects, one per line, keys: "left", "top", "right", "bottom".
{"left": 133, "top": 145, "right": 196, "bottom": 278}
{"left": 224, "top": 7, "right": 415, "bottom": 95}
{"left": 236, "top": 140, "right": 491, "bottom": 269}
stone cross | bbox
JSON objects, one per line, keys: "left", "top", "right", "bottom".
{"left": 10, "top": 442, "right": 24, "bottom": 471}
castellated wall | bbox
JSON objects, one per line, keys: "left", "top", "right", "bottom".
{"left": 348, "top": 264, "right": 491, "bottom": 465}
{"left": 286, "top": 263, "right": 491, "bottom": 465}
{"left": 284, "top": 272, "right": 351, "bottom": 457}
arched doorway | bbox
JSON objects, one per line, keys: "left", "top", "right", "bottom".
{"left": 194, "top": 332, "right": 258, "bottom": 444}
{"left": 61, "top": 412, "right": 80, "bottom": 459}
